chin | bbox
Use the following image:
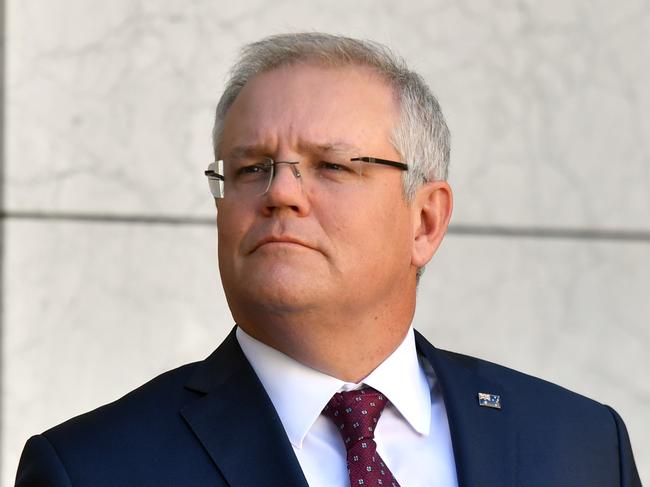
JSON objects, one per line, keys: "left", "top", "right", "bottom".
{"left": 238, "top": 264, "right": 327, "bottom": 313}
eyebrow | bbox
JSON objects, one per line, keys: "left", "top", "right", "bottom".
{"left": 227, "top": 145, "right": 269, "bottom": 158}
{"left": 299, "top": 141, "right": 361, "bottom": 153}
{"left": 226, "top": 140, "right": 362, "bottom": 159}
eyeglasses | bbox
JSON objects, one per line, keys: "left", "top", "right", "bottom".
{"left": 204, "top": 154, "right": 408, "bottom": 199}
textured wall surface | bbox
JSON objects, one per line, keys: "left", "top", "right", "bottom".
{"left": 3, "top": 0, "right": 649, "bottom": 485}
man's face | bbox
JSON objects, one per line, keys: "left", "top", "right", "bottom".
{"left": 216, "top": 63, "right": 416, "bottom": 320}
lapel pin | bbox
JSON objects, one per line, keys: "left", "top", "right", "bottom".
{"left": 478, "top": 392, "right": 501, "bottom": 409}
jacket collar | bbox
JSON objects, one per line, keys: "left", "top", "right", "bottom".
{"left": 181, "top": 327, "right": 309, "bottom": 487}
{"left": 181, "top": 327, "right": 515, "bottom": 487}
{"left": 415, "top": 330, "right": 516, "bottom": 487}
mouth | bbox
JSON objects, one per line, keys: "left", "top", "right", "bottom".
{"left": 251, "top": 236, "right": 316, "bottom": 253}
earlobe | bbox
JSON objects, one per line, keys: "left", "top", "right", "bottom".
{"left": 411, "top": 181, "right": 453, "bottom": 268}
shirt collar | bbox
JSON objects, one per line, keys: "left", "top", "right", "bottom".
{"left": 236, "top": 326, "right": 431, "bottom": 448}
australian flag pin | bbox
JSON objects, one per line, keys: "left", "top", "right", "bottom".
{"left": 478, "top": 392, "right": 501, "bottom": 409}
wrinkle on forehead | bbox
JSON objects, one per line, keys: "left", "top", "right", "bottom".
{"left": 220, "top": 63, "right": 400, "bottom": 160}
{"left": 215, "top": 62, "right": 401, "bottom": 158}
{"left": 226, "top": 140, "right": 363, "bottom": 159}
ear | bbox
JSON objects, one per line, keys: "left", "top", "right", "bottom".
{"left": 411, "top": 181, "right": 453, "bottom": 268}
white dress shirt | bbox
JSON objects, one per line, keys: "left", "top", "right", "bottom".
{"left": 236, "top": 327, "right": 458, "bottom": 487}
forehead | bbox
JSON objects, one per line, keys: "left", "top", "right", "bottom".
{"left": 220, "top": 63, "right": 400, "bottom": 156}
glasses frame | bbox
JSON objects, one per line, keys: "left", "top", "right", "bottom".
{"left": 204, "top": 155, "right": 408, "bottom": 198}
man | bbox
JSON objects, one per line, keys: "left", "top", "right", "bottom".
{"left": 16, "top": 33, "right": 641, "bottom": 487}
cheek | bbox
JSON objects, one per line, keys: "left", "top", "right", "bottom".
{"left": 367, "top": 196, "right": 413, "bottom": 263}
{"left": 319, "top": 195, "right": 405, "bottom": 262}
{"left": 216, "top": 206, "right": 251, "bottom": 257}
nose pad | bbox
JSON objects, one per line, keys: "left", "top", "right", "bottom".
{"left": 287, "top": 163, "right": 301, "bottom": 180}
{"left": 263, "top": 161, "right": 302, "bottom": 195}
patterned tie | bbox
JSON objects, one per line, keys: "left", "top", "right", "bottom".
{"left": 322, "top": 387, "right": 401, "bottom": 487}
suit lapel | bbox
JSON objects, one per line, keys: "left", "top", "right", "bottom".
{"left": 415, "top": 331, "right": 517, "bottom": 487}
{"left": 180, "top": 327, "right": 516, "bottom": 486}
{"left": 181, "top": 328, "right": 308, "bottom": 487}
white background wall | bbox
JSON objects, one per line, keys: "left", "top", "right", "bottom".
{"left": 3, "top": 0, "right": 649, "bottom": 485}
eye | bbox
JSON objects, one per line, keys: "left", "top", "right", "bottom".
{"left": 319, "top": 160, "right": 350, "bottom": 172}
{"left": 236, "top": 162, "right": 272, "bottom": 176}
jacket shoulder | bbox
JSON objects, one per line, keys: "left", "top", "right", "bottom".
{"left": 43, "top": 360, "right": 201, "bottom": 443}
{"left": 16, "top": 360, "right": 232, "bottom": 486}
{"left": 429, "top": 347, "right": 641, "bottom": 486}
{"left": 435, "top": 348, "right": 629, "bottom": 463}
{"left": 435, "top": 347, "right": 608, "bottom": 411}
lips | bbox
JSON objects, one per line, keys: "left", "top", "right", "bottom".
{"left": 251, "top": 235, "right": 315, "bottom": 253}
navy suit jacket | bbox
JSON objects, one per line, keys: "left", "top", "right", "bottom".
{"left": 16, "top": 328, "right": 641, "bottom": 486}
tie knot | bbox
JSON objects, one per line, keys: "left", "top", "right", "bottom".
{"left": 322, "top": 387, "right": 388, "bottom": 449}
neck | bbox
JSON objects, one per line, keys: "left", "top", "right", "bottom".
{"left": 236, "top": 296, "right": 415, "bottom": 383}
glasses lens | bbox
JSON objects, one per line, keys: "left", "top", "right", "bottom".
{"left": 223, "top": 156, "right": 274, "bottom": 197}
{"left": 303, "top": 150, "right": 363, "bottom": 187}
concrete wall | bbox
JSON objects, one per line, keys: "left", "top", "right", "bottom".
{"left": 3, "top": 1, "right": 649, "bottom": 484}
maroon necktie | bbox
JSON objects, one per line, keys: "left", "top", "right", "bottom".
{"left": 323, "top": 387, "right": 401, "bottom": 487}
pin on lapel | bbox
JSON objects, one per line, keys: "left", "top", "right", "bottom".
{"left": 478, "top": 392, "right": 501, "bottom": 409}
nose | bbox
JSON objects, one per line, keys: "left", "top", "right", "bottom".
{"left": 261, "top": 161, "right": 310, "bottom": 216}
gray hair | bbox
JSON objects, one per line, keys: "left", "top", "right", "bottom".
{"left": 213, "top": 32, "right": 450, "bottom": 201}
